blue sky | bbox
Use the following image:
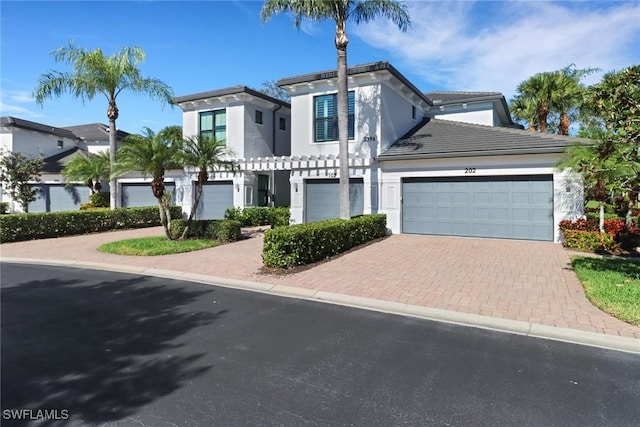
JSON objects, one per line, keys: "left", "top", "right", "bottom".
{"left": 1, "top": 0, "right": 639, "bottom": 134}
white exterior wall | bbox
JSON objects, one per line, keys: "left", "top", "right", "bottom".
{"left": 379, "top": 153, "right": 583, "bottom": 242}
{"left": 1, "top": 127, "right": 82, "bottom": 158}
{"left": 430, "top": 102, "right": 495, "bottom": 126}
{"left": 379, "top": 83, "right": 424, "bottom": 154}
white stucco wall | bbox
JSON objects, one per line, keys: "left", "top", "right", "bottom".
{"left": 1, "top": 127, "right": 82, "bottom": 159}
{"left": 430, "top": 102, "right": 495, "bottom": 126}
{"left": 379, "top": 83, "right": 424, "bottom": 154}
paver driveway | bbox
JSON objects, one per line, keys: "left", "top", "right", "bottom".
{"left": 2, "top": 227, "right": 639, "bottom": 338}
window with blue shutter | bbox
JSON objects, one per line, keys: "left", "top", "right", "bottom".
{"left": 314, "top": 91, "right": 354, "bottom": 142}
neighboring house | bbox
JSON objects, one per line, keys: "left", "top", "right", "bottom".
{"left": 0, "top": 117, "right": 130, "bottom": 212}
{"left": 174, "top": 86, "right": 291, "bottom": 219}
{"left": 275, "top": 61, "right": 584, "bottom": 242}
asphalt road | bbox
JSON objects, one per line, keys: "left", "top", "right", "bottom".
{"left": 1, "top": 263, "right": 639, "bottom": 427}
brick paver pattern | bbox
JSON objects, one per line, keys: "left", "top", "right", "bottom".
{"left": 2, "top": 227, "right": 639, "bottom": 339}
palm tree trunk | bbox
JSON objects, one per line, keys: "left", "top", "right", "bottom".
{"left": 336, "top": 27, "right": 350, "bottom": 220}
{"left": 181, "top": 181, "right": 204, "bottom": 240}
{"left": 538, "top": 104, "right": 549, "bottom": 133}
{"left": 158, "top": 199, "right": 173, "bottom": 240}
{"left": 107, "top": 99, "right": 119, "bottom": 210}
{"left": 559, "top": 112, "right": 570, "bottom": 136}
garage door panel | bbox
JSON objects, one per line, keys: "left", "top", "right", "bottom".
{"left": 122, "top": 183, "right": 175, "bottom": 208}
{"left": 402, "top": 175, "right": 553, "bottom": 241}
{"left": 29, "top": 184, "right": 87, "bottom": 212}
{"left": 305, "top": 179, "right": 364, "bottom": 223}
{"left": 197, "top": 182, "right": 233, "bottom": 220}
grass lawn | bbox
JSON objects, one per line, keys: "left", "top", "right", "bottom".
{"left": 98, "top": 236, "right": 220, "bottom": 256}
{"left": 572, "top": 256, "right": 640, "bottom": 327}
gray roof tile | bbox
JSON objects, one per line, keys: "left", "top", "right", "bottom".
{"left": 1, "top": 116, "right": 78, "bottom": 139}
{"left": 62, "top": 123, "right": 130, "bottom": 141}
{"left": 174, "top": 85, "right": 290, "bottom": 108}
{"left": 378, "top": 119, "right": 589, "bottom": 160}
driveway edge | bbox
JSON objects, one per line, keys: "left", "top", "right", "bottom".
{"left": 3, "top": 257, "right": 639, "bottom": 355}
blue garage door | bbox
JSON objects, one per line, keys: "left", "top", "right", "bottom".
{"left": 121, "top": 183, "right": 175, "bottom": 208}
{"left": 29, "top": 184, "right": 87, "bottom": 212}
{"left": 195, "top": 181, "right": 233, "bottom": 220}
{"left": 402, "top": 175, "right": 553, "bottom": 241}
{"left": 305, "top": 179, "right": 364, "bottom": 223}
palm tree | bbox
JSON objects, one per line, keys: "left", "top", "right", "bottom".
{"left": 113, "top": 126, "right": 182, "bottom": 240}
{"left": 551, "top": 65, "right": 600, "bottom": 136}
{"left": 261, "top": 0, "right": 411, "bottom": 219}
{"left": 515, "top": 72, "right": 555, "bottom": 134}
{"left": 179, "top": 134, "right": 238, "bottom": 240}
{"left": 33, "top": 41, "right": 174, "bottom": 210}
{"left": 62, "top": 150, "right": 110, "bottom": 194}
{"left": 509, "top": 94, "right": 538, "bottom": 132}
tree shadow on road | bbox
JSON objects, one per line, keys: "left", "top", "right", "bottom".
{"left": 1, "top": 271, "right": 224, "bottom": 425}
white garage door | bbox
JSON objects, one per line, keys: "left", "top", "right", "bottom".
{"left": 195, "top": 181, "right": 233, "bottom": 220}
{"left": 121, "top": 183, "right": 175, "bottom": 208}
{"left": 29, "top": 184, "right": 87, "bottom": 213}
{"left": 402, "top": 175, "right": 553, "bottom": 241}
{"left": 305, "top": 179, "right": 364, "bottom": 223}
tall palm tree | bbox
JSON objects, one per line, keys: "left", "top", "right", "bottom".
{"left": 509, "top": 94, "right": 538, "bottom": 132}
{"left": 515, "top": 72, "right": 554, "bottom": 134}
{"left": 62, "top": 150, "right": 110, "bottom": 194}
{"left": 113, "top": 126, "right": 182, "bottom": 240}
{"left": 179, "top": 134, "right": 238, "bottom": 240}
{"left": 261, "top": 0, "right": 410, "bottom": 219}
{"left": 551, "top": 65, "right": 600, "bottom": 136}
{"left": 33, "top": 41, "right": 174, "bottom": 210}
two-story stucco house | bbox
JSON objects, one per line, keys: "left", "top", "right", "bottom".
{"left": 275, "top": 62, "right": 583, "bottom": 242}
{"left": 0, "top": 116, "right": 130, "bottom": 212}
{"left": 173, "top": 86, "right": 291, "bottom": 219}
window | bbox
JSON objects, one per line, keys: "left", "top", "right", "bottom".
{"left": 412, "top": 106, "right": 417, "bottom": 120}
{"left": 57, "top": 140, "right": 63, "bottom": 149}
{"left": 200, "top": 110, "right": 226, "bottom": 143}
{"left": 314, "top": 91, "right": 354, "bottom": 142}
{"left": 279, "top": 117, "right": 286, "bottom": 131}
{"left": 255, "top": 109, "right": 263, "bottom": 125}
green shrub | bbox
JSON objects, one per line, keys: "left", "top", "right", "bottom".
{"left": 585, "top": 211, "right": 621, "bottom": 221}
{"left": 90, "top": 192, "right": 110, "bottom": 208}
{"left": 224, "top": 206, "right": 290, "bottom": 227}
{"left": 0, "top": 206, "right": 182, "bottom": 243}
{"left": 263, "top": 214, "right": 387, "bottom": 268}
{"left": 170, "top": 219, "right": 242, "bottom": 242}
{"left": 562, "top": 230, "right": 619, "bottom": 253}
{"left": 0, "top": 202, "right": 8, "bottom": 214}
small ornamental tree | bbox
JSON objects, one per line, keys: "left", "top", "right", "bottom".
{"left": 0, "top": 150, "right": 44, "bottom": 213}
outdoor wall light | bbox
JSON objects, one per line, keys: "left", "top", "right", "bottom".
{"left": 235, "top": 184, "right": 240, "bottom": 192}
{"left": 294, "top": 183, "right": 298, "bottom": 193}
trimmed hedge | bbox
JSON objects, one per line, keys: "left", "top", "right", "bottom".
{"left": 263, "top": 214, "right": 388, "bottom": 268}
{"left": 562, "top": 230, "right": 619, "bottom": 253}
{"left": 225, "top": 206, "right": 290, "bottom": 227}
{"left": 0, "top": 206, "right": 183, "bottom": 243}
{"left": 170, "top": 219, "right": 242, "bottom": 242}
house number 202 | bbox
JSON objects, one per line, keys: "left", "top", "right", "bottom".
{"left": 465, "top": 168, "right": 476, "bottom": 173}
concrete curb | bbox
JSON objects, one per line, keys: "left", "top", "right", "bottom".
{"left": 3, "top": 257, "right": 639, "bottom": 355}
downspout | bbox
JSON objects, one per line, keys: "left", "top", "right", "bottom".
{"left": 271, "top": 104, "right": 283, "bottom": 207}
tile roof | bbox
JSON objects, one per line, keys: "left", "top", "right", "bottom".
{"left": 42, "top": 146, "right": 84, "bottom": 173}
{"left": 174, "top": 85, "right": 290, "bottom": 108}
{"left": 62, "top": 123, "right": 130, "bottom": 141}
{"left": 276, "top": 61, "right": 433, "bottom": 107}
{"left": 1, "top": 116, "right": 78, "bottom": 139}
{"left": 425, "top": 91, "right": 503, "bottom": 105}
{"left": 378, "top": 118, "right": 590, "bottom": 160}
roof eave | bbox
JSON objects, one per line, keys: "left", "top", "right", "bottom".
{"left": 378, "top": 146, "right": 570, "bottom": 161}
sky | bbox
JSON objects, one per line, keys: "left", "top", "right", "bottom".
{"left": 1, "top": 0, "right": 639, "bottom": 135}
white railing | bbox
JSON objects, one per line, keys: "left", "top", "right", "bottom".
{"left": 236, "top": 153, "right": 373, "bottom": 171}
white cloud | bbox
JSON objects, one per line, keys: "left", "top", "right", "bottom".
{"left": 0, "top": 89, "right": 41, "bottom": 118}
{"left": 353, "top": 1, "right": 640, "bottom": 98}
